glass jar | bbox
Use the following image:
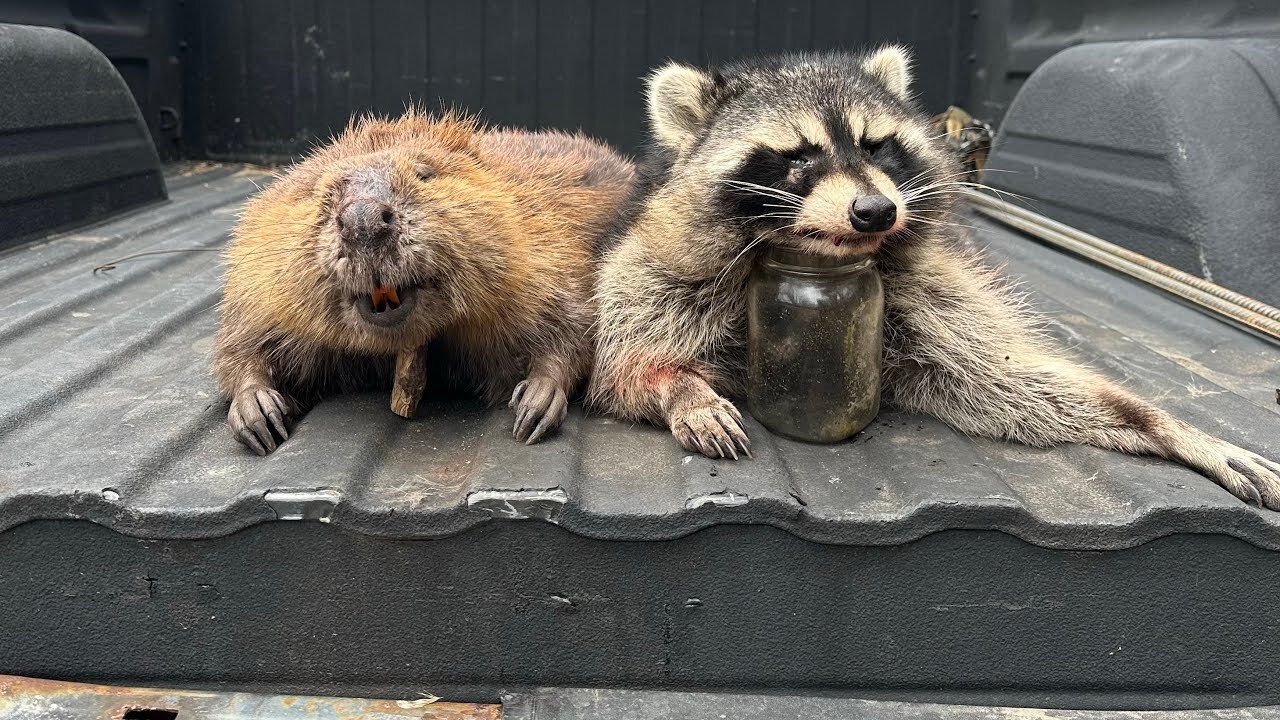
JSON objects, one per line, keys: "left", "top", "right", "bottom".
{"left": 746, "top": 247, "right": 884, "bottom": 443}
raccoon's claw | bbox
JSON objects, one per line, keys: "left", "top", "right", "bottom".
{"left": 1222, "top": 452, "right": 1280, "bottom": 509}
{"left": 511, "top": 376, "right": 568, "bottom": 445}
{"left": 1170, "top": 430, "right": 1280, "bottom": 510}
{"left": 671, "top": 398, "right": 752, "bottom": 460}
{"left": 228, "top": 384, "right": 293, "bottom": 456}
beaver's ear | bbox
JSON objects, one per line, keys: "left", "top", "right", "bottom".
{"left": 384, "top": 106, "right": 478, "bottom": 155}
{"left": 647, "top": 62, "right": 728, "bottom": 154}
{"left": 425, "top": 106, "right": 481, "bottom": 154}
{"left": 862, "top": 45, "right": 913, "bottom": 100}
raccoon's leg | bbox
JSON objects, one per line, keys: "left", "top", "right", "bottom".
{"left": 657, "top": 367, "right": 751, "bottom": 460}
{"left": 882, "top": 242, "right": 1280, "bottom": 508}
{"left": 594, "top": 354, "right": 750, "bottom": 459}
{"left": 213, "top": 326, "right": 296, "bottom": 456}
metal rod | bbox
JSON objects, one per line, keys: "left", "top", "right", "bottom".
{"left": 963, "top": 189, "right": 1280, "bottom": 342}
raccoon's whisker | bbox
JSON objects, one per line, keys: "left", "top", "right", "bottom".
{"left": 899, "top": 168, "right": 988, "bottom": 194}
{"left": 720, "top": 180, "right": 805, "bottom": 206}
{"left": 900, "top": 180, "right": 975, "bottom": 199}
{"left": 906, "top": 180, "right": 1031, "bottom": 202}
{"left": 736, "top": 192, "right": 804, "bottom": 209}
{"left": 711, "top": 230, "right": 772, "bottom": 295}
{"left": 726, "top": 212, "right": 798, "bottom": 224}
{"left": 721, "top": 179, "right": 804, "bottom": 200}
{"left": 907, "top": 216, "right": 978, "bottom": 231}
{"left": 897, "top": 168, "right": 964, "bottom": 193}
{"left": 902, "top": 191, "right": 965, "bottom": 203}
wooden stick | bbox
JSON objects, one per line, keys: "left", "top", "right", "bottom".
{"left": 390, "top": 344, "right": 430, "bottom": 418}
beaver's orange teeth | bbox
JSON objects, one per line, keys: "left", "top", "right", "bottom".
{"left": 371, "top": 284, "right": 401, "bottom": 312}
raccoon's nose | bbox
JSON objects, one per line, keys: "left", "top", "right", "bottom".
{"left": 849, "top": 194, "right": 897, "bottom": 233}
{"left": 338, "top": 197, "right": 397, "bottom": 247}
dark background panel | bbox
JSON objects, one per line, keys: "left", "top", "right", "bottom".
{"left": 170, "top": 0, "right": 981, "bottom": 162}
{"left": 0, "top": 0, "right": 980, "bottom": 162}
{"left": 175, "top": 0, "right": 977, "bottom": 159}
{"left": 6, "top": 0, "right": 1277, "bottom": 162}
{"left": 0, "top": 0, "right": 184, "bottom": 160}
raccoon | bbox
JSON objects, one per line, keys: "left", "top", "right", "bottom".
{"left": 588, "top": 47, "right": 1280, "bottom": 508}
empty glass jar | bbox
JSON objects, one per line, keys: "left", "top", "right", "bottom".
{"left": 746, "top": 247, "right": 884, "bottom": 443}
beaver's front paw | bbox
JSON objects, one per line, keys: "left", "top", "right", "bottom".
{"left": 670, "top": 396, "right": 751, "bottom": 460}
{"left": 510, "top": 376, "right": 569, "bottom": 445}
{"left": 228, "top": 384, "right": 292, "bottom": 455}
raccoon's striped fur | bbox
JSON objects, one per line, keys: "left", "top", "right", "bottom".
{"left": 589, "top": 47, "right": 1280, "bottom": 508}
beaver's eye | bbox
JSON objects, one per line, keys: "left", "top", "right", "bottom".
{"left": 414, "top": 163, "right": 434, "bottom": 181}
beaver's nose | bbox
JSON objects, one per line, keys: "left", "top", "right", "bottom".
{"left": 338, "top": 197, "right": 396, "bottom": 247}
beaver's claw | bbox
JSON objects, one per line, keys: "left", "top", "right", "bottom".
{"left": 510, "top": 376, "right": 569, "bottom": 445}
{"left": 229, "top": 384, "right": 292, "bottom": 455}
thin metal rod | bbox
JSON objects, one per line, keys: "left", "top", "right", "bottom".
{"left": 963, "top": 189, "right": 1280, "bottom": 342}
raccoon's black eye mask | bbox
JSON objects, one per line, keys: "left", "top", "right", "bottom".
{"left": 780, "top": 143, "right": 822, "bottom": 169}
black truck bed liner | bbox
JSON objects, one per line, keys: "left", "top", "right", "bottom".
{"left": 0, "top": 164, "right": 1278, "bottom": 708}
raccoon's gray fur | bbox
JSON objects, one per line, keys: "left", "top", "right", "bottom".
{"left": 589, "top": 46, "right": 1280, "bottom": 508}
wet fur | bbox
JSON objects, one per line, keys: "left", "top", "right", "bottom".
{"left": 215, "top": 109, "right": 634, "bottom": 452}
{"left": 590, "top": 48, "right": 1280, "bottom": 508}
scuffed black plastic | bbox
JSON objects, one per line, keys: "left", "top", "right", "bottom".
{"left": 0, "top": 166, "right": 1277, "bottom": 708}
{"left": 985, "top": 38, "right": 1280, "bottom": 306}
{"left": 0, "top": 24, "right": 166, "bottom": 250}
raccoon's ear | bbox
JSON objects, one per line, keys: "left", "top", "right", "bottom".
{"left": 647, "top": 62, "right": 722, "bottom": 153}
{"left": 862, "top": 45, "right": 913, "bottom": 100}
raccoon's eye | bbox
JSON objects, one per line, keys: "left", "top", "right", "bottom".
{"left": 788, "top": 155, "right": 813, "bottom": 169}
{"left": 862, "top": 138, "right": 887, "bottom": 156}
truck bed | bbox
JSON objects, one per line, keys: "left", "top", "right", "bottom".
{"left": 0, "top": 163, "right": 1278, "bottom": 708}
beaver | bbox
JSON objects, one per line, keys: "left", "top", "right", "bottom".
{"left": 214, "top": 109, "right": 634, "bottom": 454}
{"left": 588, "top": 48, "right": 1280, "bottom": 507}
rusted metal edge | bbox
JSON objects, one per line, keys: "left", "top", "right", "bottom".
{"left": 0, "top": 675, "right": 500, "bottom": 720}
{"left": 964, "top": 188, "right": 1280, "bottom": 344}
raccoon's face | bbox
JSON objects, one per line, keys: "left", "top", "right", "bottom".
{"left": 647, "top": 47, "right": 959, "bottom": 258}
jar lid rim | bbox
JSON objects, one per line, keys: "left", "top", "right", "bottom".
{"left": 759, "top": 247, "right": 875, "bottom": 273}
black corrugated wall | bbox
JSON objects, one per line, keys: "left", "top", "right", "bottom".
{"left": 181, "top": 0, "right": 979, "bottom": 162}
{"left": 6, "top": 1, "right": 1277, "bottom": 162}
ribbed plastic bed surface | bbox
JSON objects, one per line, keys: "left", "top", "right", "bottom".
{"left": 0, "top": 164, "right": 1277, "bottom": 549}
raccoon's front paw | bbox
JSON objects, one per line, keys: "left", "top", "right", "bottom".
{"left": 670, "top": 397, "right": 752, "bottom": 460}
{"left": 228, "top": 384, "right": 292, "bottom": 456}
{"left": 1173, "top": 432, "right": 1280, "bottom": 509}
{"left": 1214, "top": 446, "right": 1280, "bottom": 510}
{"left": 510, "top": 376, "right": 569, "bottom": 445}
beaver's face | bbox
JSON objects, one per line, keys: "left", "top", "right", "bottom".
{"left": 314, "top": 142, "right": 489, "bottom": 342}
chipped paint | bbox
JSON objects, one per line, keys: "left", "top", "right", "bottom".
{"left": 686, "top": 490, "right": 750, "bottom": 509}
{"left": 264, "top": 488, "right": 343, "bottom": 522}
{"left": 467, "top": 487, "right": 568, "bottom": 520}
{"left": 0, "top": 675, "right": 498, "bottom": 719}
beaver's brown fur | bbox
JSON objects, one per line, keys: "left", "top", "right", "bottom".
{"left": 214, "top": 109, "right": 634, "bottom": 454}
